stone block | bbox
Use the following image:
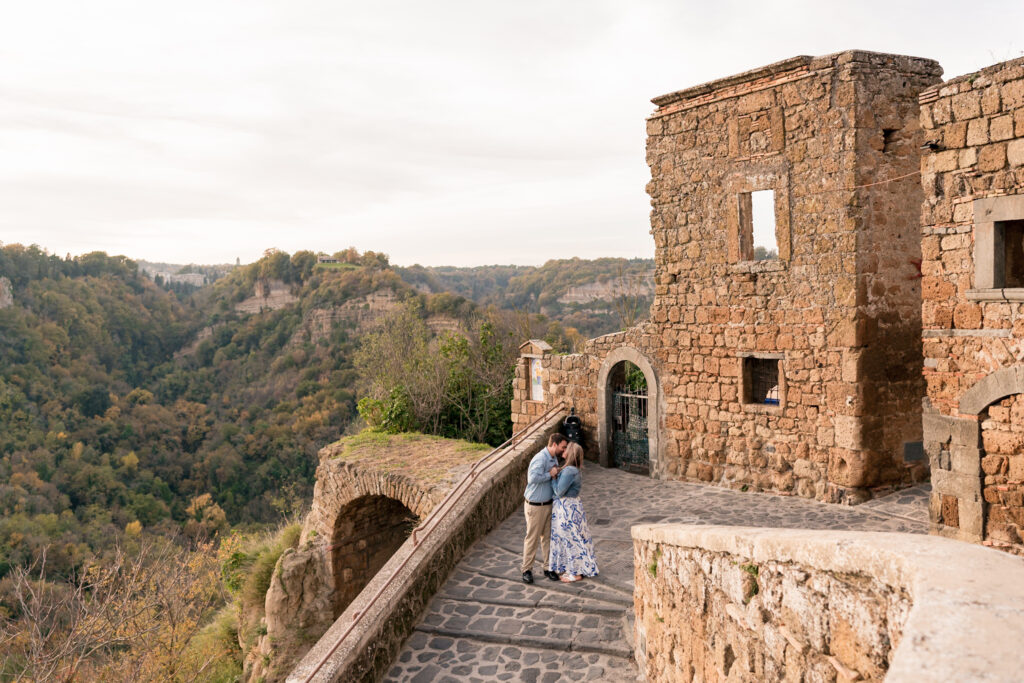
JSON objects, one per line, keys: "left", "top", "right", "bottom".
{"left": 931, "top": 468, "right": 981, "bottom": 502}
{"left": 923, "top": 410, "right": 952, "bottom": 445}
{"left": 950, "top": 446, "right": 981, "bottom": 475}
{"left": 978, "top": 143, "right": 1007, "bottom": 172}
{"left": 833, "top": 416, "right": 862, "bottom": 450}
{"left": 1008, "top": 139, "right": 1024, "bottom": 168}
{"left": 949, "top": 417, "right": 981, "bottom": 447}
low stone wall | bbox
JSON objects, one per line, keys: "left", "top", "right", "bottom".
{"left": 288, "top": 409, "right": 564, "bottom": 682}
{"left": 633, "top": 524, "right": 1024, "bottom": 682}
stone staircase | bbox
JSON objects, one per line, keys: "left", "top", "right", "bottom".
{"left": 385, "top": 537, "right": 638, "bottom": 682}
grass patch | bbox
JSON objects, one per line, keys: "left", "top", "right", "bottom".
{"left": 185, "top": 606, "right": 243, "bottom": 683}
{"left": 648, "top": 547, "right": 662, "bottom": 578}
{"left": 326, "top": 430, "right": 492, "bottom": 484}
{"left": 740, "top": 562, "right": 760, "bottom": 604}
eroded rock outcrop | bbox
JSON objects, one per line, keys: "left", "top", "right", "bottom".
{"left": 0, "top": 277, "right": 13, "bottom": 309}
{"left": 235, "top": 279, "right": 298, "bottom": 314}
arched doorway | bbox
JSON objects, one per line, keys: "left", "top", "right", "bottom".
{"left": 597, "top": 347, "right": 659, "bottom": 476}
{"left": 979, "top": 394, "right": 1024, "bottom": 553}
{"left": 331, "top": 495, "right": 418, "bottom": 617}
{"left": 608, "top": 361, "right": 650, "bottom": 473}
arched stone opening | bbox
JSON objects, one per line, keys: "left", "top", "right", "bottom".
{"left": 979, "top": 394, "right": 1024, "bottom": 554}
{"left": 597, "top": 347, "right": 660, "bottom": 476}
{"left": 937, "top": 365, "right": 1024, "bottom": 551}
{"left": 330, "top": 494, "right": 418, "bottom": 617}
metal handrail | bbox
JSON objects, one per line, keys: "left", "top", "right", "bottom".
{"left": 300, "top": 400, "right": 567, "bottom": 683}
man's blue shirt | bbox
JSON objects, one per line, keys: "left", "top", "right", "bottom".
{"left": 525, "top": 447, "right": 557, "bottom": 503}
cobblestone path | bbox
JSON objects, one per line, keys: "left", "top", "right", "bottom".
{"left": 385, "top": 467, "right": 929, "bottom": 682}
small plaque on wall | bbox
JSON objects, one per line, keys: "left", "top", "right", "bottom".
{"left": 530, "top": 358, "right": 544, "bottom": 402}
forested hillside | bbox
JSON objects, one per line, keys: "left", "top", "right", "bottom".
{"left": 397, "top": 256, "right": 654, "bottom": 337}
{"left": 0, "top": 243, "right": 652, "bottom": 679}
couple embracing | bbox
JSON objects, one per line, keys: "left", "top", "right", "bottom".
{"left": 521, "top": 434, "right": 598, "bottom": 584}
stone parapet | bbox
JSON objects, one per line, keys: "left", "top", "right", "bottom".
{"left": 288, "top": 409, "right": 565, "bottom": 682}
{"left": 632, "top": 524, "right": 1024, "bottom": 682}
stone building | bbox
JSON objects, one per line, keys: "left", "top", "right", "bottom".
{"left": 513, "top": 51, "right": 943, "bottom": 503}
{"left": 920, "top": 56, "right": 1024, "bottom": 552}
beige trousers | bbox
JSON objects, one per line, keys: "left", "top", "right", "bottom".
{"left": 521, "top": 501, "right": 552, "bottom": 573}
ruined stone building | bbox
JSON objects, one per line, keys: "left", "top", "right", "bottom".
{"left": 514, "top": 51, "right": 945, "bottom": 504}
{"left": 920, "top": 56, "right": 1024, "bottom": 553}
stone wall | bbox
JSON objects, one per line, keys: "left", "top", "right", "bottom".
{"left": 289, "top": 409, "right": 564, "bottom": 683}
{"left": 919, "top": 56, "right": 1024, "bottom": 549}
{"left": 514, "top": 51, "right": 941, "bottom": 503}
{"left": 981, "top": 393, "right": 1024, "bottom": 553}
{"left": 633, "top": 524, "right": 1024, "bottom": 682}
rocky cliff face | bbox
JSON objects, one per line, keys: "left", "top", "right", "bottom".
{"left": 0, "top": 277, "right": 13, "bottom": 309}
{"left": 235, "top": 278, "right": 298, "bottom": 314}
{"left": 288, "top": 289, "right": 401, "bottom": 346}
{"left": 557, "top": 273, "right": 653, "bottom": 304}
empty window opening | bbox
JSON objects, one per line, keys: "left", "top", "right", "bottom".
{"left": 882, "top": 129, "right": 899, "bottom": 153}
{"left": 1002, "top": 220, "right": 1024, "bottom": 288}
{"left": 739, "top": 190, "right": 778, "bottom": 261}
{"left": 744, "top": 357, "right": 780, "bottom": 405}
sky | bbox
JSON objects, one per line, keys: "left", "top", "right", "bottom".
{"left": 1, "top": 1, "right": 1022, "bottom": 267}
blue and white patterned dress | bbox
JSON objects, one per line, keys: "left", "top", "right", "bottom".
{"left": 548, "top": 466, "right": 598, "bottom": 577}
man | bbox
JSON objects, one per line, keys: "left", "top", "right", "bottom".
{"left": 521, "top": 433, "right": 568, "bottom": 584}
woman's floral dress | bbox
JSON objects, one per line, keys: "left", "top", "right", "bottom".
{"left": 548, "top": 466, "right": 598, "bottom": 577}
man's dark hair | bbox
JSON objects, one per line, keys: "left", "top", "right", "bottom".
{"left": 548, "top": 434, "right": 567, "bottom": 447}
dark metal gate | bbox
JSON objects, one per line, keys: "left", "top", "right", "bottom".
{"left": 612, "top": 390, "right": 649, "bottom": 474}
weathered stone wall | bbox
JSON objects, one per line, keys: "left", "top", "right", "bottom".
{"left": 512, "top": 326, "right": 661, "bottom": 471}
{"left": 919, "top": 56, "right": 1024, "bottom": 548}
{"left": 252, "top": 435, "right": 480, "bottom": 682}
{"left": 515, "top": 51, "right": 941, "bottom": 503}
{"left": 981, "top": 393, "right": 1024, "bottom": 553}
{"left": 289, "top": 410, "right": 564, "bottom": 683}
{"left": 330, "top": 495, "right": 417, "bottom": 615}
{"left": 633, "top": 524, "right": 1024, "bottom": 683}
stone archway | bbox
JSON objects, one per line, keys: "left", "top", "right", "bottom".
{"left": 956, "top": 366, "right": 1024, "bottom": 554}
{"left": 330, "top": 494, "right": 418, "bottom": 617}
{"left": 597, "top": 347, "right": 660, "bottom": 475}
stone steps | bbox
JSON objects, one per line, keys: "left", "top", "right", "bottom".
{"left": 480, "top": 539, "right": 636, "bottom": 598}
{"left": 416, "top": 594, "right": 631, "bottom": 655}
{"left": 414, "top": 623, "right": 633, "bottom": 659}
{"left": 386, "top": 630, "right": 639, "bottom": 682}
{"left": 434, "top": 590, "right": 626, "bottom": 617}
{"left": 457, "top": 565, "right": 633, "bottom": 609}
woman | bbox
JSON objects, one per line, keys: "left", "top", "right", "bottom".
{"left": 548, "top": 442, "right": 598, "bottom": 582}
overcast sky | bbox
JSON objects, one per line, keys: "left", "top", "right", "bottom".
{"left": 2, "top": 1, "right": 1022, "bottom": 267}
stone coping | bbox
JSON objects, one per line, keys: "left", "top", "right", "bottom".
{"left": 289, "top": 410, "right": 565, "bottom": 682}
{"left": 632, "top": 524, "right": 1024, "bottom": 682}
{"left": 652, "top": 50, "right": 941, "bottom": 109}
{"left": 920, "top": 54, "right": 1024, "bottom": 97}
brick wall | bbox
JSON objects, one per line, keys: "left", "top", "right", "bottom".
{"left": 919, "top": 56, "right": 1024, "bottom": 550}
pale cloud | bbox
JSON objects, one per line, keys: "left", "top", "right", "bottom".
{"left": 1, "top": 0, "right": 1021, "bottom": 266}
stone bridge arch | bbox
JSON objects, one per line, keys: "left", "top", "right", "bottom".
{"left": 596, "top": 346, "right": 661, "bottom": 475}
{"left": 302, "top": 463, "right": 441, "bottom": 617}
